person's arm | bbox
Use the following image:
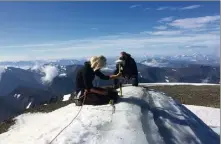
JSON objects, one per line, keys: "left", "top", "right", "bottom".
{"left": 109, "top": 72, "right": 122, "bottom": 79}
{"left": 95, "top": 69, "right": 122, "bottom": 80}
{"left": 94, "top": 70, "right": 110, "bottom": 80}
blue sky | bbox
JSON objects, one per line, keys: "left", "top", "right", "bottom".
{"left": 0, "top": 1, "right": 220, "bottom": 61}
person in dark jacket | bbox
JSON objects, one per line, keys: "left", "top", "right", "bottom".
{"left": 75, "top": 55, "right": 121, "bottom": 106}
{"left": 113, "top": 52, "right": 138, "bottom": 88}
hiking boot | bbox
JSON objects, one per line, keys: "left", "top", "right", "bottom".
{"left": 74, "top": 99, "right": 82, "bottom": 106}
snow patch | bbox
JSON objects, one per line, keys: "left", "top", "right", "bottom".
{"left": 59, "top": 73, "right": 67, "bottom": 77}
{"left": 211, "top": 127, "right": 220, "bottom": 135}
{"left": 201, "top": 78, "right": 209, "bottom": 83}
{"left": 62, "top": 94, "right": 71, "bottom": 101}
{"left": 183, "top": 105, "right": 220, "bottom": 127}
{"left": 0, "top": 67, "right": 6, "bottom": 81}
{"left": 101, "top": 67, "right": 114, "bottom": 72}
{"left": 138, "top": 82, "right": 219, "bottom": 86}
{"left": 165, "top": 76, "right": 169, "bottom": 82}
{"left": 14, "top": 94, "right": 21, "bottom": 98}
{"left": 26, "top": 102, "right": 32, "bottom": 109}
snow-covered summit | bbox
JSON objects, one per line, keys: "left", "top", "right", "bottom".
{"left": 0, "top": 86, "right": 219, "bottom": 144}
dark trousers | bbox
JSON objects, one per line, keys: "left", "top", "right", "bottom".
{"left": 78, "top": 87, "right": 118, "bottom": 105}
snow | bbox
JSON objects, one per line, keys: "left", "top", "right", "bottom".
{"left": 62, "top": 94, "right": 71, "bottom": 101}
{"left": 184, "top": 105, "right": 220, "bottom": 135}
{"left": 14, "top": 94, "right": 21, "bottom": 98}
{"left": 0, "top": 67, "right": 6, "bottom": 81}
{"left": 165, "top": 76, "right": 169, "bottom": 82}
{"left": 184, "top": 105, "right": 220, "bottom": 127}
{"left": 138, "top": 82, "right": 219, "bottom": 86}
{"left": 141, "top": 61, "right": 169, "bottom": 67}
{"left": 0, "top": 86, "right": 219, "bottom": 144}
{"left": 59, "top": 73, "right": 67, "bottom": 77}
{"left": 101, "top": 67, "right": 114, "bottom": 72}
{"left": 26, "top": 102, "right": 32, "bottom": 109}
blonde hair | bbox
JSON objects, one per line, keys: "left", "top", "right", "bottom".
{"left": 90, "top": 55, "right": 107, "bottom": 71}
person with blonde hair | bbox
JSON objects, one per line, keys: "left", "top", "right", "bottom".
{"left": 74, "top": 55, "right": 121, "bottom": 106}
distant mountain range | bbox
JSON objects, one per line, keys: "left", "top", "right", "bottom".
{"left": 0, "top": 55, "right": 219, "bottom": 122}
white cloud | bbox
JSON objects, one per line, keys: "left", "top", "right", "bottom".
{"left": 169, "top": 15, "right": 220, "bottom": 29}
{"left": 156, "top": 7, "right": 169, "bottom": 10}
{"left": 91, "top": 28, "right": 98, "bottom": 30}
{"left": 144, "top": 8, "right": 150, "bottom": 11}
{"left": 0, "top": 14, "right": 220, "bottom": 61}
{"left": 156, "top": 7, "right": 177, "bottom": 11}
{"left": 154, "top": 26, "right": 167, "bottom": 30}
{"left": 27, "top": 32, "right": 219, "bottom": 57}
{"left": 41, "top": 65, "right": 59, "bottom": 84}
{"left": 149, "top": 30, "right": 182, "bottom": 36}
{"left": 180, "top": 5, "right": 201, "bottom": 10}
{"left": 0, "top": 55, "right": 32, "bottom": 62}
{"left": 1, "top": 31, "right": 219, "bottom": 60}
{"left": 158, "top": 16, "right": 174, "bottom": 23}
{"left": 129, "top": 4, "right": 141, "bottom": 8}
{"left": 156, "top": 5, "right": 201, "bottom": 11}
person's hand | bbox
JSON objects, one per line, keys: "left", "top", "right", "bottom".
{"left": 116, "top": 72, "right": 122, "bottom": 77}
{"left": 110, "top": 72, "right": 122, "bottom": 79}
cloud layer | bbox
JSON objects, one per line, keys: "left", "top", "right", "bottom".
{"left": 129, "top": 4, "right": 201, "bottom": 11}
{"left": 0, "top": 14, "right": 220, "bottom": 61}
{"left": 169, "top": 15, "right": 220, "bottom": 29}
{"left": 156, "top": 5, "right": 201, "bottom": 11}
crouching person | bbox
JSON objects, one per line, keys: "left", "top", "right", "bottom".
{"left": 113, "top": 51, "right": 139, "bottom": 88}
{"left": 74, "top": 55, "right": 122, "bottom": 106}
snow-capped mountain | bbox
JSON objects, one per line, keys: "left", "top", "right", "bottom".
{"left": 0, "top": 87, "right": 57, "bottom": 122}
{"left": 0, "top": 60, "right": 219, "bottom": 97}
{"left": 0, "top": 59, "right": 86, "bottom": 70}
{"left": 0, "top": 67, "right": 46, "bottom": 96}
{"left": 140, "top": 54, "right": 220, "bottom": 68}
{"left": 0, "top": 58, "right": 219, "bottom": 123}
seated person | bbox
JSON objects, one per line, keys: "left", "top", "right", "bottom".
{"left": 74, "top": 55, "right": 121, "bottom": 106}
